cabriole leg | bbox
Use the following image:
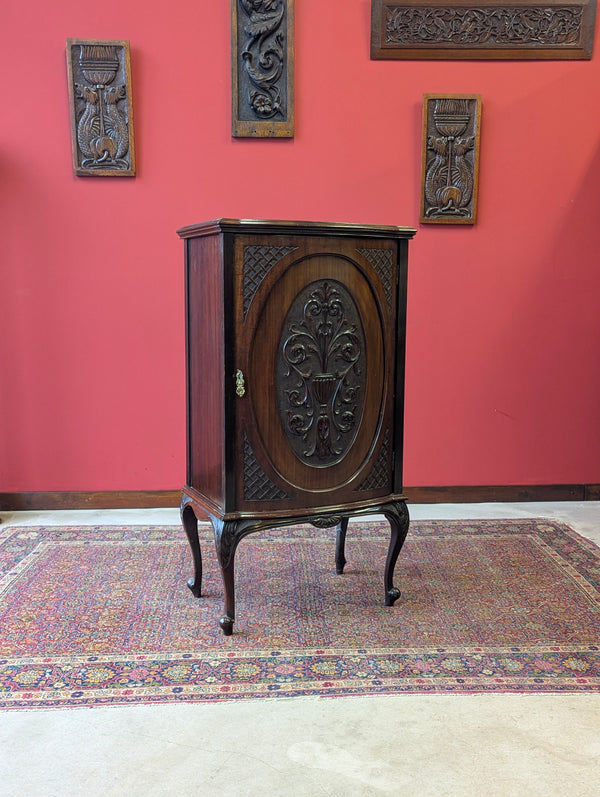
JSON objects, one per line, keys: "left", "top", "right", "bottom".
{"left": 212, "top": 519, "right": 241, "bottom": 636}
{"left": 335, "top": 517, "right": 349, "bottom": 574}
{"left": 382, "top": 500, "right": 410, "bottom": 606}
{"left": 181, "top": 500, "right": 203, "bottom": 598}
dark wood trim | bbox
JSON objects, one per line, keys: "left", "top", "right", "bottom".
{"left": 585, "top": 485, "right": 600, "bottom": 502}
{"left": 0, "top": 484, "right": 597, "bottom": 511}
{"left": 0, "top": 491, "right": 182, "bottom": 511}
{"left": 404, "top": 485, "right": 587, "bottom": 503}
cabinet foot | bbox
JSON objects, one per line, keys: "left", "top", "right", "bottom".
{"left": 385, "top": 587, "right": 401, "bottom": 606}
{"left": 219, "top": 615, "right": 234, "bottom": 636}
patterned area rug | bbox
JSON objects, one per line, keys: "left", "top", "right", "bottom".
{"left": 1, "top": 519, "right": 599, "bottom": 709}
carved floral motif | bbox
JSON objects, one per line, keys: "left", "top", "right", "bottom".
{"left": 239, "top": 0, "right": 287, "bottom": 120}
{"left": 371, "top": 0, "right": 595, "bottom": 59}
{"left": 277, "top": 281, "right": 365, "bottom": 466}
{"left": 385, "top": 5, "right": 585, "bottom": 46}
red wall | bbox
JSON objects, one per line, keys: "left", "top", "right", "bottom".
{"left": 2, "top": 1, "right": 600, "bottom": 492}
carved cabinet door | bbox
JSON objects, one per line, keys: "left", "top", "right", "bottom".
{"left": 231, "top": 233, "right": 403, "bottom": 513}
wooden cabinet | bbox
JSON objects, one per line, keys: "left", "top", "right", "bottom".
{"left": 177, "top": 218, "right": 416, "bottom": 634}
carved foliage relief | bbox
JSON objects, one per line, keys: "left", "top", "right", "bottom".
{"left": 421, "top": 95, "right": 481, "bottom": 224}
{"left": 66, "top": 39, "right": 135, "bottom": 176}
{"left": 277, "top": 280, "right": 365, "bottom": 467}
{"left": 232, "top": 0, "right": 294, "bottom": 137}
{"left": 371, "top": 0, "right": 596, "bottom": 59}
{"left": 388, "top": 5, "right": 583, "bottom": 45}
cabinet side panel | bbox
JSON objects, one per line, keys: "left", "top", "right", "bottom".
{"left": 186, "top": 235, "right": 225, "bottom": 510}
{"left": 393, "top": 239, "right": 408, "bottom": 493}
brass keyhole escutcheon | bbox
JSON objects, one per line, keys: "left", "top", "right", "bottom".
{"left": 235, "top": 369, "right": 246, "bottom": 397}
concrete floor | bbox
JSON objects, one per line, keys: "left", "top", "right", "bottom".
{"left": 1, "top": 502, "right": 599, "bottom": 796}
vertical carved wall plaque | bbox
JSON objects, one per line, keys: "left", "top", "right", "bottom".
{"left": 420, "top": 94, "right": 482, "bottom": 225}
{"left": 66, "top": 39, "right": 135, "bottom": 177}
{"left": 231, "top": 0, "right": 295, "bottom": 137}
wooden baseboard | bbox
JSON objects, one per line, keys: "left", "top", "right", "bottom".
{"left": 0, "top": 485, "right": 598, "bottom": 511}
{"left": 405, "top": 484, "right": 593, "bottom": 503}
{"left": 585, "top": 484, "right": 600, "bottom": 501}
{"left": 0, "top": 490, "right": 182, "bottom": 511}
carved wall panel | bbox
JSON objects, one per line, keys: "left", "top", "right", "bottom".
{"left": 420, "top": 94, "right": 482, "bottom": 225}
{"left": 231, "top": 0, "right": 294, "bottom": 137}
{"left": 371, "top": 0, "right": 596, "bottom": 59}
{"left": 66, "top": 39, "right": 135, "bottom": 176}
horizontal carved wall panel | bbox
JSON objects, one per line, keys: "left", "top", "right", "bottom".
{"left": 231, "top": 0, "right": 294, "bottom": 137}
{"left": 66, "top": 39, "right": 136, "bottom": 176}
{"left": 371, "top": 0, "right": 597, "bottom": 59}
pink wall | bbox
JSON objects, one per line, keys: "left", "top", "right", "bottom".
{"left": 2, "top": 1, "right": 600, "bottom": 492}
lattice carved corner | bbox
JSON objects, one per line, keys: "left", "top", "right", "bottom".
{"left": 356, "top": 248, "right": 395, "bottom": 313}
{"left": 243, "top": 245, "right": 298, "bottom": 317}
{"left": 243, "top": 434, "right": 289, "bottom": 501}
{"left": 356, "top": 430, "right": 392, "bottom": 492}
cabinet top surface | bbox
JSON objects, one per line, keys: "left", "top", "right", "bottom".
{"left": 177, "top": 218, "right": 417, "bottom": 240}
